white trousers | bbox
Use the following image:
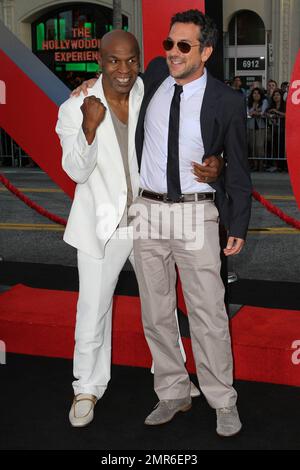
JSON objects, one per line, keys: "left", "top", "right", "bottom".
{"left": 73, "top": 227, "right": 186, "bottom": 399}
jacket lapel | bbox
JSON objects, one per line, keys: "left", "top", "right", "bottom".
{"left": 128, "top": 76, "right": 144, "bottom": 164}
{"left": 93, "top": 79, "right": 121, "bottom": 141}
{"left": 136, "top": 73, "right": 169, "bottom": 168}
{"left": 91, "top": 76, "right": 144, "bottom": 199}
{"left": 128, "top": 77, "right": 144, "bottom": 198}
{"left": 91, "top": 78, "right": 126, "bottom": 181}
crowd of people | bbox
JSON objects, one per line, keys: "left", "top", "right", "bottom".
{"left": 227, "top": 77, "right": 288, "bottom": 172}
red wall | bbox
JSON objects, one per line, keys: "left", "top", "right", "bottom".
{"left": 141, "top": 0, "right": 205, "bottom": 67}
{"left": 0, "top": 49, "right": 75, "bottom": 198}
{"left": 286, "top": 50, "right": 300, "bottom": 210}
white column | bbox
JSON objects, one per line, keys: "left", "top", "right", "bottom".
{"left": 270, "top": 0, "right": 280, "bottom": 82}
{"left": 279, "top": 0, "right": 291, "bottom": 84}
{"left": 2, "top": 0, "right": 14, "bottom": 32}
{"left": 289, "top": 0, "right": 300, "bottom": 80}
{"left": 277, "top": 0, "right": 299, "bottom": 84}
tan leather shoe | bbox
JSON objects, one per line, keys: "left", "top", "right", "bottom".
{"left": 69, "top": 394, "right": 98, "bottom": 427}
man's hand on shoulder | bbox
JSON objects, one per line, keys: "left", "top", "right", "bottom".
{"left": 192, "top": 155, "right": 224, "bottom": 183}
{"left": 71, "top": 77, "right": 98, "bottom": 97}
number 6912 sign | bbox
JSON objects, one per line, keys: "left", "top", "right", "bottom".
{"left": 237, "top": 57, "right": 265, "bottom": 70}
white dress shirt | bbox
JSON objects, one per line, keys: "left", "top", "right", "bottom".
{"left": 140, "top": 68, "right": 214, "bottom": 194}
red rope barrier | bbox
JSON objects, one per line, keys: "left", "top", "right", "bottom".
{"left": 1, "top": 172, "right": 299, "bottom": 230}
{"left": 0, "top": 173, "right": 67, "bottom": 226}
{"left": 252, "top": 190, "right": 300, "bottom": 230}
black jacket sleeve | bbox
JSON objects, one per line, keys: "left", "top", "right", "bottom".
{"left": 224, "top": 94, "right": 252, "bottom": 239}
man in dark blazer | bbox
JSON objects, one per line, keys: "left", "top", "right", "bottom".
{"left": 136, "top": 56, "right": 251, "bottom": 243}
{"left": 132, "top": 9, "right": 252, "bottom": 437}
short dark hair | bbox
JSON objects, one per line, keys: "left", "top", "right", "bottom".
{"left": 170, "top": 9, "right": 218, "bottom": 50}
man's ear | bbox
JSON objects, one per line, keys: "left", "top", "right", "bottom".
{"left": 201, "top": 46, "right": 213, "bottom": 63}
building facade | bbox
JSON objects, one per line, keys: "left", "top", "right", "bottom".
{"left": 0, "top": 0, "right": 299, "bottom": 88}
{"left": 0, "top": 0, "right": 143, "bottom": 86}
{"left": 223, "top": 0, "right": 300, "bottom": 88}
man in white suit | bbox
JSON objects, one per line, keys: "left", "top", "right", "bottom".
{"left": 56, "top": 30, "right": 143, "bottom": 427}
{"left": 56, "top": 30, "right": 220, "bottom": 428}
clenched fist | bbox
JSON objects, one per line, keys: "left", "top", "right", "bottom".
{"left": 81, "top": 96, "right": 106, "bottom": 144}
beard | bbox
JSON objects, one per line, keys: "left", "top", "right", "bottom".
{"left": 167, "top": 58, "right": 201, "bottom": 80}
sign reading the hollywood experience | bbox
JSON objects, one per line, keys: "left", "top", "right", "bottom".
{"left": 42, "top": 27, "right": 101, "bottom": 63}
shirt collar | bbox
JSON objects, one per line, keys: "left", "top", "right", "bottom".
{"left": 165, "top": 68, "right": 207, "bottom": 99}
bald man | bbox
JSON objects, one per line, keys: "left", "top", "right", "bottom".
{"left": 57, "top": 30, "right": 220, "bottom": 427}
{"left": 56, "top": 30, "right": 143, "bottom": 427}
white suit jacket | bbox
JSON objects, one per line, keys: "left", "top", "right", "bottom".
{"left": 56, "top": 76, "right": 144, "bottom": 258}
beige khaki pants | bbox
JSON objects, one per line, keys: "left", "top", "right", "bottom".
{"left": 132, "top": 196, "right": 237, "bottom": 409}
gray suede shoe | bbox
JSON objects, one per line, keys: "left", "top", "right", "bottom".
{"left": 216, "top": 405, "right": 242, "bottom": 437}
{"left": 145, "top": 397, "right": 192, "bottom": 426}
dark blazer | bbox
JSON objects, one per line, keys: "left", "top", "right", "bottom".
{"left": 135, "top": 57, "right": 252, "bottom": 240}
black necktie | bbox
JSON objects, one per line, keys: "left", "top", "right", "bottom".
{"left": 167, "top": 84, "right": 183, "bottom": 201}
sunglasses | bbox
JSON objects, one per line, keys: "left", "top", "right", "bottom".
{"left": 162, "top": 39, "right": 200, "bottom": 54}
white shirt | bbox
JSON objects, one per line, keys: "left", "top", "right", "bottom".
{"left": 140, "top": 68, "right": 214, "bottom": 193}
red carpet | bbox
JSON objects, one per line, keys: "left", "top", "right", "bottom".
{"left": 231, "top": 306, "right": 300, "bottom": 386}
{"left": 0, "top": 284, "right": 152, "bottom": 368}
{"left": 0, "top": 284, "right": 300, "bottom": 386}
